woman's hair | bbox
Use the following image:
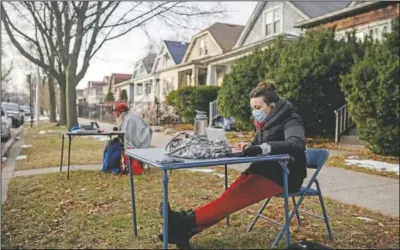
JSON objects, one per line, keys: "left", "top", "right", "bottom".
{"left": 249, "top": 80, "right": 280, "bottom": 105}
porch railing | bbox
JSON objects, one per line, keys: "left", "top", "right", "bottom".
{"left": 209, "top": 100, "right": 220, "bottom": 127}
{"left": 334, "top": 104, "right": 354, "bottom": 143}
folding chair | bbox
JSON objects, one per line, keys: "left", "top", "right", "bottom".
{"left": 246, "top": 148, "right": 333, "bottom": 248}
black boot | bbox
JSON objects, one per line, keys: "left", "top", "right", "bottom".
{"left": 158, "top": 201, "right": 196, "bottom": 249}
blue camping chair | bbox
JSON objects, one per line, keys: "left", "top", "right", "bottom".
{"left": 246, "top": 148, "right": 333, "bottom": 248}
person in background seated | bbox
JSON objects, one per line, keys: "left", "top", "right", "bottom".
{"left": 112, "top": 102, "right": 153, "bottom": 173}
{"left": 113, "top": 102, "right": 152, "bottom": 149}
{"left": 158, "top": 80, "right": 307, "bottom": 249}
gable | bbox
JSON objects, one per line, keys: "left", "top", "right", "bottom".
{"left": 132, "top": 62, "right": 147, "bottom": 79}
{"left": 152, "top": 43, "right": 175, "bottom": 73}
{"left": 240, "top": 2, "right": 306, "bottom": 47}
{"left": 184, "top": 32, "right": 223, "bottom": 63}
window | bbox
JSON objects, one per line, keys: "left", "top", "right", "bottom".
{"left": 264, "top": 7, "right": 281, "bottom": 37}
{"left": 145, "top": 82, "right": 152, "bottom": 95}
{"left": 136, "top": 83, "right": 143, "bottom": 95}
{"left": 140, "top": 65, "right": 145, "bottom": 74}
{"left": 199, "top": 38, "right": 207, "bottom": 56}
{"left": 369, "top": 29, "right": 374, "bottom": 39}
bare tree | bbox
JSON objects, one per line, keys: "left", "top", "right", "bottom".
{"left": 1, "top": 44, "right": 13, "bottom": 91}
{"left": 1, "top": 1, "right": 225, "bottom": 129}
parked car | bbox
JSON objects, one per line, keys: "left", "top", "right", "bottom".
{"left": 2, "top": 102, "right": 24, "bottom": 128}
{"left": 1, "top": 106, "right": 12, "bottom": 141}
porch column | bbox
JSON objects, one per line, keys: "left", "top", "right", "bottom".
{"left": 206, "top": 64, "right": 217, "bottom": 86}
{"left": 191, "top": 67, "right": 196, "bottom": 86}
{"left": 226, "top": 64, "right": 232, "bottom": 74}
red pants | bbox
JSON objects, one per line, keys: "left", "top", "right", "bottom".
{"left": 194, "top": 173, "right": 283, "bottom": 232}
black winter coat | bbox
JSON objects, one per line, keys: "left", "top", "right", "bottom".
{"left": 244, "top": 98, "right": 307, "bottom": 193}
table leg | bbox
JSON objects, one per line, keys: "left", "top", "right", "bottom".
{"left": 162, "top": 169, "right": 169, "bottom": 249}
{"left": 271, "top": 160, "right": 291, "bottom": 248}
{"left": 282, "top": 160, "right": 290, "bottom": 248}
{"left": 224, "top": 164, "right": 229, "bottom": 227}
{"left": 67, "top": 135, "right": 72, "bottom": 180}
{"left": 59, "top": 134, "right": 65, "bottom": 172}
{"left": 128, "top": 157, "right": 138, "bottom": 237}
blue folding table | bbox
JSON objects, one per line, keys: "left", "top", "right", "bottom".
{"left": 124, "top": 147, "right": 291, "bottom": 249}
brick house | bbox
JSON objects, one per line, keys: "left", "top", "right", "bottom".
{"left": 294, "top": 1, "right": 400, "bottom": 42}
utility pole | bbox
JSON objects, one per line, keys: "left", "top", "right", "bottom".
{"left": 27, "top": 74, "right": 33, "bottom": 128}
{"left": 35, "top": 65, "right": 40, "bottom": 126}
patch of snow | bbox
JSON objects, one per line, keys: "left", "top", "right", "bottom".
{"left": 345, "top": 158, "right": 399, "bottom": 175}
{"left": 213, "top": 173, "right": 225, "bottom": 178}
{"left": 91, "top": 136, "right": 110, "bottom": 142}
{"left": 347, "top": 156, "right": 359, "bottom": 159}
{"left": 15, "top": 136, "right": 21, "bottom": 140}
{"left": 2, "top": 157, "right": 7, "bottom": 162}
{"left": 183, "top": 168, "right": 215, "bottom": 174}
{"left": 356, "top": 216, "right": 374, "bottom": 222}
{"left": 39, "top": 130, "right": 47, "bottom": 135}
{"left": 16, "top": 155, "right": 27, "bottom": 160}
{"left": 47, "top": 130, "right": 54, "bottom": 133}
{"left": 21, "top": 144, "right": 33, "bottom": 148}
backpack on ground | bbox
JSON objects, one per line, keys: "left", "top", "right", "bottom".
{"left": 102, "top": 137, "right": 144, "bottom": 175}
{"left": 102, "top": 137, "right": 123, "bottom": 174}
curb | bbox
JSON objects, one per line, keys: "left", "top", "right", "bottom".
{"left": 1, "top": 125, "right": 24, "bottom": 159}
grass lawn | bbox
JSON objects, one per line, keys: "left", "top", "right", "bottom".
{"left": 16, "top": 123, "right": 108, "bottom": 171}
{"left": 2, "top": 168, "right": 398, "bottom": 249}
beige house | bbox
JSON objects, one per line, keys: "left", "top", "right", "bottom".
{"left": 151, "top": 40, "right": 189, "bottom": 102}
{"left": 203, "top": 1, "right": 351, "bottom": 88}
{"left": 177, "top": 22, "right": 244, "bottom": 88}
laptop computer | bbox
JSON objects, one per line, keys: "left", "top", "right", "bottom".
{"left": 206, "top": 127, "right": 242, "bottom": 153}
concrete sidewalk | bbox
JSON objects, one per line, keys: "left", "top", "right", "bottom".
{"left": 5, "top": 118, "right": 399, "bottom": 217}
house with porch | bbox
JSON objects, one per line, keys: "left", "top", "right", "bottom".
{"left": 293, "top": 1, "right": 399, "bottom": 144}
{"left": 151, "top": 40, "right": 189, "bottom": 102}
{"left": 205, "top": 1, "right": 351, "bottom": 127}
{"left": 177, "top": 22, "right": 245, "bottom": 88}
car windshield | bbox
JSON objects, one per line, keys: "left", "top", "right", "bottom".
{"left": 2, "top": 103, "right": 19, "bottom": 112}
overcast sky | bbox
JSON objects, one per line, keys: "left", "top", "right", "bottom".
{"left": 2, "top": 1, "right": 257, "bottom": 92}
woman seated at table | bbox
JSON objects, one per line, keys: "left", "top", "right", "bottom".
{"left": 159, "top": 80, "right": 307, "bottom": 248}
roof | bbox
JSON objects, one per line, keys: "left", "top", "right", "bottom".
{"left": 111, "top": 73, "right": 132, "bottom": 84}
{"left": 294, "top": 1, "right": 391, "bottom": 28}
{"left": 142, "top": 53, "right": 157, "bottom": 73}
{"left": 291, "top": 1, "right": 350, "bottom": 18}
{"left": 164, "top": 40, "right": 189, "bottom": 64}
{"left": 206, "top": 22, "right": 245, "bottom": 52}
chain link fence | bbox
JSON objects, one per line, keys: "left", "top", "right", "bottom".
{"left": 77, "top": 101, "right": 182, "bottom": 125}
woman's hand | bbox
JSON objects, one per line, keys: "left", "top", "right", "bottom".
{"left": 234, "top": 141, "right": 251, "bottom": 150}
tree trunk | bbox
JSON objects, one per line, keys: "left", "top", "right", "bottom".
{"left": 59, "top": 83, "right": 67, "bottom": 126}
{"left": 47, "top": 75, "right": 57, "bottom": 123}
{"left": 66, "top": 70, "right": 78, "bottom": 130}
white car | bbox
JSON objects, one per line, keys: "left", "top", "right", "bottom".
{"left": 1, "top": 106, "right": 12, "bottom": 141}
